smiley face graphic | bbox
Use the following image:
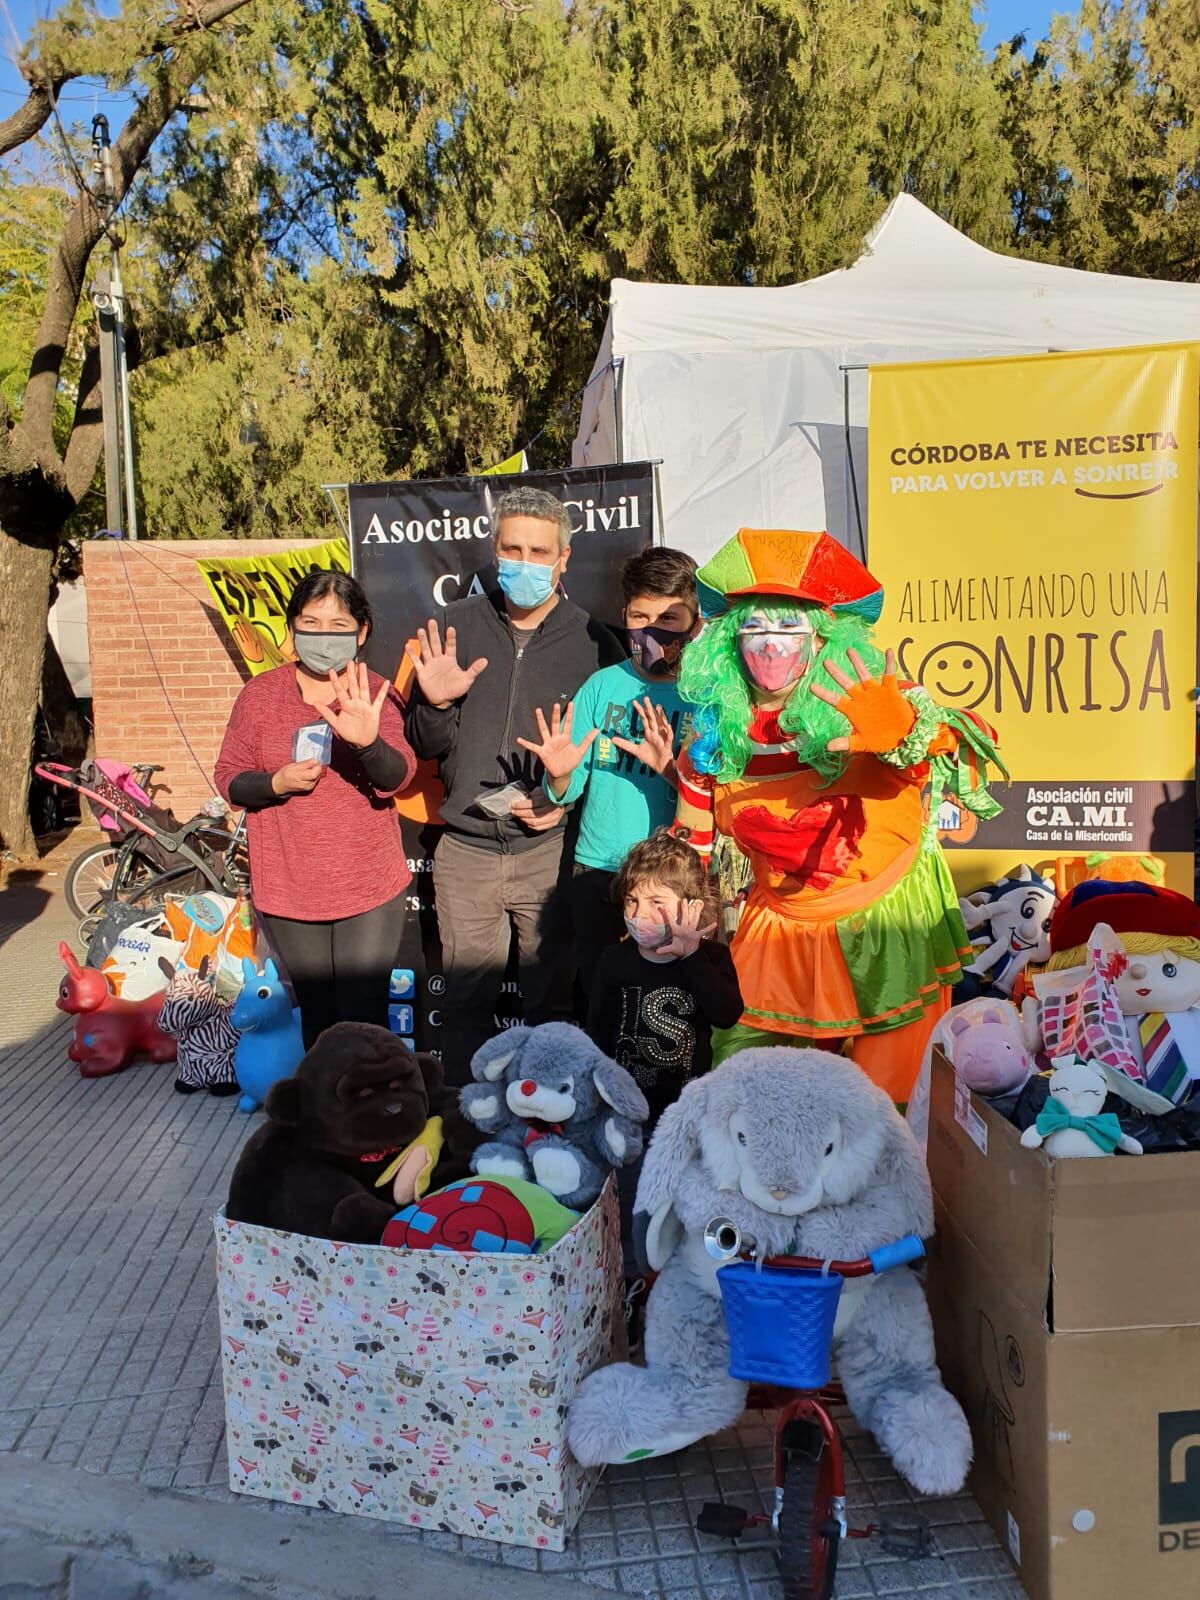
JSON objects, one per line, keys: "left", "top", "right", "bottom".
{"left": 917, "top": 640, "right": 993, "bottom": 709}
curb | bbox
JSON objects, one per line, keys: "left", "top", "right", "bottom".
{"left": 0, "top": 1457, "right": 591, "bottom": 1599}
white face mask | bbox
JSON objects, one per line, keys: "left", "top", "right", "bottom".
{"left": 624, "top": 915, "right": 671, "bottom": 950}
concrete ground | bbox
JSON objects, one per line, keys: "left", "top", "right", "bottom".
{"left": 0, "top": 828, "right": 1026, "bottom": 1600}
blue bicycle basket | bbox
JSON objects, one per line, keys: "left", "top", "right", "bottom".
{"left": 717, "top": 1262, "right": 844, "bottom": 1389}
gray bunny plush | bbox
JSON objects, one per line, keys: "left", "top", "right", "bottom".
{"left": 568, "top": 1048, "right": 972, "bottom": 1497}
{"left": 460, "top": 1022, "right": 649, "bottom": 1209}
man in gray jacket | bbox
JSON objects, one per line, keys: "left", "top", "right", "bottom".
{"left": 406, "top": 487, "right": 623, "bottom": 1084}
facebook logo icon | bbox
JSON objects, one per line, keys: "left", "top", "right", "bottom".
{"left": 388, "top": 1004, "right": 414, "bottom": 1035}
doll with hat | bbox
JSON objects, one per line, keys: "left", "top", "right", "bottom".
{"left": 669, "top": 528, "right": 1006, "bottom": 1102}
{"left": 1025, "top": 880, "right": 1200, "bottom": 1105}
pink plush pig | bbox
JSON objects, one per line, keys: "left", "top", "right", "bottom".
{"left": 947, "top": 1002, "right": 1035, "bottom": 1096}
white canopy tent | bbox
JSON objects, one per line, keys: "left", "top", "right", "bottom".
{"left": 572, "top": 194, "right": 1200, "bottom": 564}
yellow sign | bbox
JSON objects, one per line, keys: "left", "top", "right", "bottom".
{"left": 479, "top": 449, "right": 529, "bottom": 476}
{"left": 198, "top": 537, "right": 350, "bottom": 676}
{"left": 868, "top": 343, "right": 1198, "bottom": 894}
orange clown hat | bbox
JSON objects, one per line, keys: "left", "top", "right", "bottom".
{"left": 695, "top": 529, "right": 883, "bottom": 623}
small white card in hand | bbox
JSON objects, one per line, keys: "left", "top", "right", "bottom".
{"left": 293, "top": 722, "right": 333, "bottom": 764}
{"left": 474, "top": 780, "right": 530, "bottom": 819}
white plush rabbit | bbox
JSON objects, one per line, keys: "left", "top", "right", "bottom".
{"left": 568, "top": 1049, "right": 972, "bottom": 1497}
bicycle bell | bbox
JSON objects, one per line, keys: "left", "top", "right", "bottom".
{"left": 703, "top": 1217, "right": 757, "bottom": 1262}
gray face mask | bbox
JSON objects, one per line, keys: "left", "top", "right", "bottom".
{"left": 292, "top": 630, "right": 359, "bottom": 676}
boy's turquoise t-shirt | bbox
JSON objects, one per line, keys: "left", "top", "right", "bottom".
{"left": 543, "top": 661, "right": 694, "bottom": 872}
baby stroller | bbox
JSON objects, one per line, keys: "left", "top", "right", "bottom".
{"left": 36, "top": 759, "right": 248, "bottom": 941}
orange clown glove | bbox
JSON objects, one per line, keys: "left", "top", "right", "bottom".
{"left": 812, "top": 649, "right": 917, "bottom": 756}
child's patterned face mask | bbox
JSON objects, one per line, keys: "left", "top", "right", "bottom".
{"left": 627, "top": 621, "right": 694, "bottom": 678}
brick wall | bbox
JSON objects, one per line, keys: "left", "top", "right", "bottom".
{"left": 84, "top": 540, "right": 330, "bottom": 819}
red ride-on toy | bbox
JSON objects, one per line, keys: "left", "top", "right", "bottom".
{"left": 695, "top": 1219, "right": 934, "bottom": 1600}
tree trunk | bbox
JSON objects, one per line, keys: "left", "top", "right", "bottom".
{"left": 0, "top": 528, "right": 53, "bottom": 858}
{"left": 41, "top": 628, "right": 88, "bottom": 762}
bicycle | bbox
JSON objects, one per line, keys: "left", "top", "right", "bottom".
{"left": 37, "top": 760, "right": 248, "bottom": 938}
{"left": 695, "top": 1218, "right": 933, "bottom": 1600}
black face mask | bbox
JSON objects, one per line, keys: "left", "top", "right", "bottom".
{"left": 627, "top": 622, "right": 694, "bottom": 677}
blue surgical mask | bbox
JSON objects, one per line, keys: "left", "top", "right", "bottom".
{"left": 497, "top": 556, "right": 559, "bottom": 609}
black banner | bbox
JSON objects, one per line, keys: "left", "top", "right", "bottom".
{"left": 933, "top": 778, "right": 1194, "bottom": 856}
{"left": 348, "top": 464, "right": 656, "bottom": 1054}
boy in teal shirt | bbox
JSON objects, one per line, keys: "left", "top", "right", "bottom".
{"left": 517, "top": 548, "right": 699, "bottom": 994}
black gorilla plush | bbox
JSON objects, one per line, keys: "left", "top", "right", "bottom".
{"left": 226, "top": 1022, "right": 478, "bottom": 1242}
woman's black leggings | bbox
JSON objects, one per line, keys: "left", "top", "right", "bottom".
{"left": 259, "top": 890, "right": 407, "bottom": 1050}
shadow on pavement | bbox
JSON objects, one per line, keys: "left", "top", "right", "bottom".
{"left": 0, "top": 869, "right": 52, "bottom": 955}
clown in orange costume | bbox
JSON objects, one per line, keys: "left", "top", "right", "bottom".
{"left": 670, "top": 529, "right": 1005, "bottom": 1102}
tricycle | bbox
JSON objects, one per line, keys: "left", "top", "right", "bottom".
{"left": 696, "top": 1217, "right": 934, "bottom": 1600}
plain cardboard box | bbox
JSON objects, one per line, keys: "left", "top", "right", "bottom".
{"left": 925, "top": 1051, "right": 1200, "bottom": 1600}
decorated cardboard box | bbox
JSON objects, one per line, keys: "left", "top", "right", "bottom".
{"left": 213, "top": 1183, "right": 621, "bottom": 1550}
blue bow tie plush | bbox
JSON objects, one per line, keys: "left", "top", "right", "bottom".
{"left": 1034, "top": 1097, "right": 1123, "bottom": 1154}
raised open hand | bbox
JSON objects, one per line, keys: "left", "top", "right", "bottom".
{"left": 406, "top": 620, "right": 488, "bottom": 709}
{"left": 515, "top": 700, "right": 599, "bottom": 789}
{"left": 657, "top": 898, "right": 718, "bottom": 960}
{"left": 809, "top": 648, "right": 915, "bottom": 755}
{"left": 610, "top": 697, "right": 677, "bottom": 777}
{"left": 316, "top": 662, "right": 390, "bottom": 749}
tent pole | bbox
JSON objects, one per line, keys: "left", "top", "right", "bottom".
{"left": 841, "top": 364, "right": 867, "bottom": 561}
{"left": 653, "top": 462, "right": 666, "bottom": 546}
{"left": 319, "top": 483, "right": 352, "bottom": 542}
{"left": 613, "top": 358, "right": 625, "bottom": 461}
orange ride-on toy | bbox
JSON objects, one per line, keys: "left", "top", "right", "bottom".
{"left": 695, "top": 1220, "right": 934, "bottom": 1600}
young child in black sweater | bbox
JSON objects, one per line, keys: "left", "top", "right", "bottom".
{"left": 586, "top": 831, "right": 743, "bottom": 1282}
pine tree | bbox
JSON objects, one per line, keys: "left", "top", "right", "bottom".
{"left": 998, "top": 0, "right": 1200, "bottom": 279}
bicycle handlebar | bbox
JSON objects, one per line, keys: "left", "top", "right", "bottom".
{"left": 865, "top": 1235, "right": 926, "bottom": 1275}
{"left": 704, "top": 1217, "right": 926, "bottom": 1278}
{"left": 759, "top": 1234, "right": 925, "bottom": 1277}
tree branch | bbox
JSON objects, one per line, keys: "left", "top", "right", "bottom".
{"left": 0, "top": 82, "right": 60, "bottom": 160}
{"left": 18, "top": 0, "right": 257, "bottom": 458}
{"left": 22, "top": 45, "right": 214, "bottom": 456}
{"left": 63, "top": 340, "right": 104, "bottom": 505}
{"left": 1, "top": 0, "right": 255, "bottom": 159}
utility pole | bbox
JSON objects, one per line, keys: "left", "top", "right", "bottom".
{"left": 89, "top": 114, "right": 139, "bottom": 540}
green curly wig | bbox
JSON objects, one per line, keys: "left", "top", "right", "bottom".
{"left": 677, "top": 599, "right": 885, "bottom": 784}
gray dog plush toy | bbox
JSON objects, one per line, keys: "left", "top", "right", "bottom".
{"left": 568, "top": 1048, "right": 972, "bottom": 1497}
{"left": 460, "top": 1021, "right": 650, "bottom": 1209}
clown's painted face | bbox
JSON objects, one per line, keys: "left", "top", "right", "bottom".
{"left": 736, "top": 607, "right": 818, "bottom": 694}
{"left": 1113, "top": 947, "right": 1200, "bottom": 1014}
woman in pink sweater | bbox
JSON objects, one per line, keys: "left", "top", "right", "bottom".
{"left": 215, "top": 571, "right": 415, "bottom": 1047}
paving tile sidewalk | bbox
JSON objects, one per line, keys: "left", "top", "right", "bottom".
{"left": 0, "top": 1529, "right": 260, "bottom": 1599}
{"left": 0, "top": 830, "right": 1027, "bottom": 1599}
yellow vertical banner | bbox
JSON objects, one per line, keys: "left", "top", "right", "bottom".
{"left": 197, "top": 537, "right": 350, "bottom": 676}
{"left": 868, "top": 343, "right": 1198, "bottom": 895}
